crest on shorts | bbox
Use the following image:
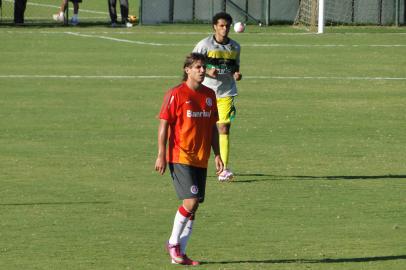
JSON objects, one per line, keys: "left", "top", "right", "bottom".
{"left": 190, "top": 185, "right": 199, "bottom": 195}
{"left": 206, "top": 98, "right": 212, "bottom": 107}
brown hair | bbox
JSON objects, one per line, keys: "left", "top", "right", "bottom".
{"left": 182, "top": 53, "right": 206, "bottom": 81}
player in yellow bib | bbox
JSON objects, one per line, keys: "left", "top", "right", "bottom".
{"left": 193, "top": 12, "right": 242, "bottom": 181}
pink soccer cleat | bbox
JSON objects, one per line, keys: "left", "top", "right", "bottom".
{"left": 165, "top": 242, "right": 184, "bottom": 264}
{"left": 182, "top": 254, "right": 200, "bottom": 266}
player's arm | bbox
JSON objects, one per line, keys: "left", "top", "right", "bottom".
{"left": 155, "top": 119, "right": 169, "bottom": 175}
{"left": 233, "top": 45, "right": 242, "bottom": 81}
{"left": 233, "top": 65, "right": 242, "bottom": 81}
{"left": 211, "top": 124, "right": 224, "bottom": 175}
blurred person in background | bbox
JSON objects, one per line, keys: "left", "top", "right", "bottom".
{"left": 108, "top": 0, "right": 132, "bottom": 28}
{"left": 53, "top": 0, "right": 81, "bottom": 25}
{"left": 14, "top": 0, "right": 27, "bottom": 25}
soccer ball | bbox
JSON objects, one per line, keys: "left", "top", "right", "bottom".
{"left": 233, "top": 22, "right": 245, "bottom": 33}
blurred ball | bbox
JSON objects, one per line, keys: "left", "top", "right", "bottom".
{"left": 233, "top": 22, "right": 245, "bottom": 33}
{"left": 128, "top": 15, "right": 138, "bottom": 24}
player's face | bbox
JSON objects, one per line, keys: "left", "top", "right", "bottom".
{"left": 186, "top": 60, "right": 206, "bottom": 83}
{"left": 214, "top": 19, "right": 231, "bottom": 38}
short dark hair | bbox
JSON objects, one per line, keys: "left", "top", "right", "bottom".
{"left": 182, "top": 53, "right": 206, "bottom": 81}
{"left": 212, "top": 12, "right": 233, "bottom": 26}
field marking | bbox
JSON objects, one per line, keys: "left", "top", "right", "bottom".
{"left": 246, "top": 44, "right": 406, "bottom": 47}
{"left": 3, "top": 30, "right": 406, "bottom": 47}
{"left": 65, "top": 32, "right": 166, "bottom": 46}
{"left": 247, "top": 76, "right": 406, "bottom": 80}
{"left": 4, "top": 30, "right": 405, "bottom": 47}
{"left": 155, "top": 31, "right": 406, "bottom": 36}
{"left": 1, "top": 75, "right": 405, "bottom": 81}
{"left": 3, "top": 29, "right": 406, "bottom": 36}
{"left": 63, "top": 32, "right": 406, "bottom": 47}
{"left": 0, "top": 75, "right": 179, "bottom": 79}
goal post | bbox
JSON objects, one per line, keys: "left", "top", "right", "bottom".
{"left": 295, "top": 0, "right": 405, "bottom": 33}
{"left": 294, "top": 0, "right": 325, "bottom": 33}
{"left": 318, "top": 0, "right": 324, "bottom": 33}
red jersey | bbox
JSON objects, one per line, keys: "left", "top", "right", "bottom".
{"left": 159, "top": 82, "right": 219, "bottom": 168}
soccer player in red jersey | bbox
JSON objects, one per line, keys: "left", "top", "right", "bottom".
{"left": 155, "top": 53, "right": 224, "bottom": 265}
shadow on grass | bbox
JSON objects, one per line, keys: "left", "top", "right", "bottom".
{"left": 229, "top": 173, "right": 406, "bottom": 183}
{"left": 201, "top": 254, "right": 406, "bottom": 265}
{"left": 0, "top": 201, "right": 112, "bottom": 207}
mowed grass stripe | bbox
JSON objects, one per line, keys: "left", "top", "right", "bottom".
{"left": 1, "top": 75, "right": 406, "bottom": 80}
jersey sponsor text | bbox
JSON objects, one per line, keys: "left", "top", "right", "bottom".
{"left": 187, "top": 110, "right": 212, "bottom": 118}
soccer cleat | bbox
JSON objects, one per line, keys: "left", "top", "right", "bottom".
{"left": 218, "top": 169, "right": 234, "bottom": 182}
{"left": 171, "top": 254, "right": 200, "bottom": 266}
{"left": 125, "top": 22, "right": 133, "bottom": 28}
{"left": 165, "top": 242, "right": 184, "bottom": 264}
{"left": 182, "top": 254, "right": 200, "bottom": 266}
{"left": 70, "top": 17, "right": 79, "bottom": 26}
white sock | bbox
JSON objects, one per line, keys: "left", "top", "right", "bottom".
{"left": 180, "top": 216, "right": 194, "bottom": 254}
{"left": 59, "top": 11, "right": 64, "bottom": 17}
{"left": 168, "top": 206, "right": 191, "bottom": 245}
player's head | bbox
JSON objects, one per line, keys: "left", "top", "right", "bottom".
{"left": 212, "top": 12, "right": 233, "bottom": 26}
{"left": 212, "top": 12, "right": 232, "bottom": 38}
{"left": 183, "top": 53, "right": 206, "bottom": 82}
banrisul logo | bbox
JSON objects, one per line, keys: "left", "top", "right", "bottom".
{"left": 187, "top": 110, "right": 211, "bottom": 118}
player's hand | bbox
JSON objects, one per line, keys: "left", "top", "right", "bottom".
{"left": 155, "top": 157, "right": 167, "bottom": 175}
{"left": 234, "top": 71, "right": 242, "bottom": 81}
{"left": 214, "top": 155, "right": 224, "bottom": 175}
{"left": 206, "top": 68, "right": 218, "bottom": 78}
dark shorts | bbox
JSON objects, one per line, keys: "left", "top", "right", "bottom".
{"left": 169, "top": 163, "right": 207, "bottom": 203}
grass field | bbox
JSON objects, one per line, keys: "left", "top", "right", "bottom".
{"left": 0, "top": 0, "right": 139, "bottom": 24}
{"left": 1, "top": 20, "right": 406, "bottom": 270}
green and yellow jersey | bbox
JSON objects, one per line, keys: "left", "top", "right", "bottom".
{"left": 193, "top": 35, "right": 241, "bottom": 98}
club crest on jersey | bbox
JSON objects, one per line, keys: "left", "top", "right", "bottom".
{"left": 206, "top": 97, "right": 213, "bottom": 106}
{"left": 190, "top": 185, "right": 199, "bottom": 195}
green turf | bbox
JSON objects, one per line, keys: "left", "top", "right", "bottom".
{"left": 0, "top": 24, "right": 405, "bottom": 270}
{"left": 0, "top": 0, "right": 139, "bottom": 24}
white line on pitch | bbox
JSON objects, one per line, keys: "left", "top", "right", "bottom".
{"left": 64, "top": 32, "right": 406, "bottom": 47}
{"left": 2, "top": 31, "right": 404, "bottom": 47}
{"left": 65, "top": 32, "right": 166, "bottom": 46}
{"left": 247, "top": 76, "right": 406, "bottom": 80}
{"left": 1, "top": 75, "right": 405, "bottom": 81}
{"left": 0, "top": 75, "right": 178, "bottom": 79}
{"left": 245, "top": 44, "right": 406, "bottom": 47}
{"left": 4, "top": 29, "right": 406, "bottom": 36}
